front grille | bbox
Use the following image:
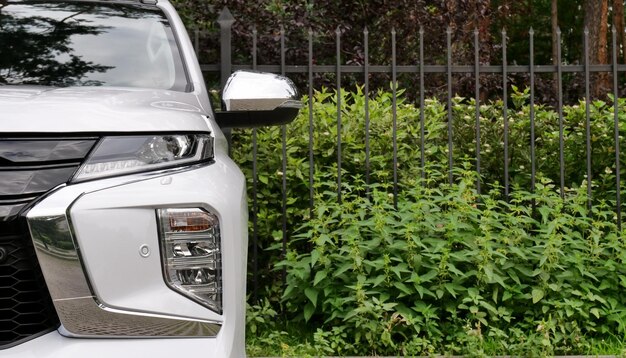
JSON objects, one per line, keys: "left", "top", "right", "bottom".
{"left": 0, "top": 138, "right": 97, "bottom": 223}
{"left": 0, "top": 221, "right": 59, "bottom": 348}
{"left": 0, "top": 137, "right": 97, "bottom": 348}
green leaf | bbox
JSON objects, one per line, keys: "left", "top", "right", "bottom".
{"left": 314, "top": 270, "right": 328, "bottom": 286}
{"left": 436, "top": 289, "right": 444, "bottom": 299}
{"left": 509, "top": 270, "right": 521, "bottom": 285}
{"left": 334, "top": 262, "right": 352, "bottom": 277}
{"left": 443, "top": 282, "right": 463, "bottom": 298}
{"left": 311, "top": 249, "right": 320, "bottom": 267}
{"left": 484, "top": 264, "right": 494, "bottom": 282}
{"left": 390, "top": 264, "right": 409, "bottom": 279}
{"left": 420, "top": 269, "right": 438, "bottom": 282}
{"left": 532, "top": 288, "right": 544, "bottom": 304}
{"left": 509, "top": 246, "right": 528, "bottom": 260}
{"left": 304, "top": 302, "right": 315, "bottom": 322}
{"left": 480, "top": 301, "right": 498, "bottom": 315}
{"left": 395, "top": 282, "right": 412, "bottom": 295}
{"left": 502, "top": 291, "right": 512, "bottom": 302}
{"left": 590, "top": 308, "right": 600, "bottom": 319}
{"left": 372, "top": 275, "right": 386, "bottom": 287}
{"left": 304, "top": 287, "right": 318, "bottom": 307}
{"left": 414, "top": 284, "right": 436, "bottom": 299}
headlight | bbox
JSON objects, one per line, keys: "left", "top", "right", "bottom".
{"left": 73, "top": 134, "right": 213, "bottom": 182}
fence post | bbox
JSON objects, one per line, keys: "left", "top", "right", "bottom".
{"left": 217, "top": 7, "right": 234, "bottom": 89}
{"left": 217, "top": 7, "right": 235, "bottom": 151}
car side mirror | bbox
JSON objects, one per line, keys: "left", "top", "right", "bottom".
{"left": 214, "top": 70, "right": 303, "bottom": 128}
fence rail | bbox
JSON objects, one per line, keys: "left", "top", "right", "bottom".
{"left": 201, "top": 7, "right": 626, "bottom": 300}
{"left": 200, "top": 64, "right": 626, "bottom": 73}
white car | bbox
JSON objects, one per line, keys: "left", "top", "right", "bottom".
{"left": 0, "top": 1, "right": 300, "bottom": 357}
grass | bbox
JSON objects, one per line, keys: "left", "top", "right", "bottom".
{"left": 246, "top": 328, "right": 626, "bottom": 357}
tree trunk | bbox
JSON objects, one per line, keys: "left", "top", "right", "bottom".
{"left": 584, "top": 0, "right": 609, "bottom": 97}
{"left": 613, "top": 0, "right": 626, "bottom": 64}
{"left": 551, "top": 0, "right": 558, "bottom": 65}
{"left": 475, "top": 0, "right": 491, "bottom": 102}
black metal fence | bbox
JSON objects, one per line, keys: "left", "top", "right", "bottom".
{"left": 197, "top": 8, "right": 626, "bottom": 299}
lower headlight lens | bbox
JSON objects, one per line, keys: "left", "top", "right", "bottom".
{"left": 158, "top": 208, "right": 222, "bottom": 314}
{"left": 73, "top": 134, "right": 213, "bottom": 182}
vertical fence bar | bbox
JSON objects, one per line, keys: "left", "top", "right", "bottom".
{"left": 336, "top": 27, "right": 342, "bottom": 203}
{"left": 529, "top": 28, "right": 537, "bottom": 210}
{"left": 502, "top": 29, "right": 509, "bottom": 202}
{"left": 392, "top": 28, "right": 398, "bottom": 209}
{"left": 251, "top": 27, "right": 259, "bottom": 303}
{"left": 447, "top": 27, "right": 453, "bottom": 185}
{"left": 217, "top": 7, "right": 234, "bottom": 89}
{"left": 217, "top": 7, "right": 235, "bottom": 153}
{"left": 419, "top": 27, "right": 425, "bottom": 179}
{"left": 280, "top": 26, "right": 287, "bottom": 283}
{"left": 474, "top": 29, "right": 481, "bottom": 195}
{"left": 557, "top": 27, "right": 565, "bottom": 198}
{"left": 584, "top": 28, "right": 593, "bottom": 210}
{"left": 308, "top": 29, "right": 314, "bottom": 216}
{"left": 364, "top": 28, "right": 371, "bottom": 197}
{"left": 280, "top": 28, "right": 285, "bottom": 76}
{"left": 612, "top": 26, "right": 622, "bottom": 230}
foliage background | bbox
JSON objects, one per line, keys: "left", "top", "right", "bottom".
{"left": 172, "top": 0, "right": 626, "bottom": 104}
{"left": 231, "top": 88, "right": 626, "bottom": 355}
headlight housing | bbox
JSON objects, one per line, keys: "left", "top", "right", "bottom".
{"left": 73, "top": 134, "right": 213, "bottom": 182}
{"left": 158, "top": 208, "right": 222, "bottom": 314}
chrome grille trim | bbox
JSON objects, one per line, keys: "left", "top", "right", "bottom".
{"left": 0, "top": 136, "right": 98, "bottom": 348}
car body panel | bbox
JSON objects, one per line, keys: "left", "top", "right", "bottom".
{"left": 0, "top": 86, "right": 207, "bottom": 132}
{"left": 0, "top": 0, "right": 245, "bottom": 356}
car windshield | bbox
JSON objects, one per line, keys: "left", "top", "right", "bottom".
{"left": 0, "top": 1, "right": 189, "bottom": 91}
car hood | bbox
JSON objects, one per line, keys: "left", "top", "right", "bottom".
{"left": 0, "top": 86, "right": 213, "bottom": 133}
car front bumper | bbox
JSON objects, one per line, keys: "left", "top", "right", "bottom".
{"left": 2, "top": 153, "right": 247, "bottom": 357}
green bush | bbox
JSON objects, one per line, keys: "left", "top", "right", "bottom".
{"left": 232, "top": 87, "right": 626, "bottom": 355}
{"left": 280, "top": 169, "right": 626, "bottom": 356}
